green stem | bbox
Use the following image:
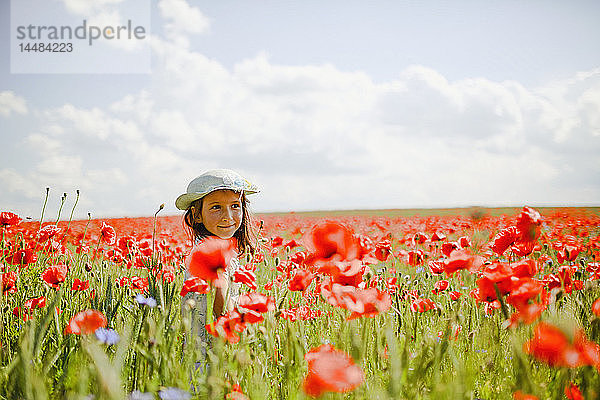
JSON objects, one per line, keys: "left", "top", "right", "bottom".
{"left": 58, "top": 189, "right": 80, "bottom": 245}
{"left": 151, "top": 204, "right": 164, "bottom": 268}
{"left": 39, "top": 187, "right": 50, "bottom": 229}
{"left": 55, "top": 192, "right": 67, "bottom": 224}
{"left": 493, "top": 283, "right": 510, "bottom": 321}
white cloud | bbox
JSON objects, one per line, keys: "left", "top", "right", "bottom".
{"left": 0, "top": 91, "right": 28, "bottom": 117}
{"left": 0, "top": 168, "right": 40, "bottom": 199}
{"left": 158, "top": 0, "right": 210, "bottom": 48}
{"left": 158, "top": 0, "right": 210, "bottom": 34}
{"left": 25, "top": 133, "right": 62, "bottom": 152}
{"left": 61, "top": 0, "right": 125, "bottom": 16}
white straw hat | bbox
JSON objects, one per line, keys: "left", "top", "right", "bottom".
{"left": 175, "top": 169, "right": 260, "bottom": 210}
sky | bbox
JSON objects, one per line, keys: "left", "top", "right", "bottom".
{"left": 1, "top": 0, "right": 599, "bottom": 220}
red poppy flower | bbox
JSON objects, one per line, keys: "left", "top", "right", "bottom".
{"left": 373, "top": 239, "right": 392, "bottom": 261}
{"left": 233, "top": 268, "right": 257, "bottom": 290}
{"left": 7, "top": 249, "right": 38, "bottom": 266}
{"left": 408, "top": 250, "right": 424, "bottom": 266}
{"left": 431, "top": 232, "right": 446, "bottom": 241}
{"left": 0, "top": 212, "right": 22, "bottom": 227}
{"left": 432, "top": 280, "right": 449, "bottom": 294}
{"left": 506, "top": 278, "right": 543, "bottom": 309}
{"left": 573, "top": 329, "right": 600, "bottom": 370}
{"left": 284, "top": 239, "right": 301, "bottom": 249}
{"left": 441, "top": 242, "right": 459, "bottom": 257}
{"left": 443, "top": 249, "right": 484, "bottom": 276}
{"left": 186, "top": 237, "right": 237, "bottom": 283}
{"left": 513, "top": 391, "right": 539, "bottom": 400}
{"left": 410, "top": 297, "right": 436, "bottom": 313}
{"left": 592, "top": 298, "right": 600, "bottom": 317}
{"left": 516, "top": 206, "right": 542, "bottom": 242}
{"left": 117, "top": 235, "right": 138, "bottom": 255}
{"left": 304, "top": 221, "right": 360, "bottom": 263}
{"left": 564, "top": 382, "right": 584, "bottom": 400}
{"left": 71, "top": 278, "right": 90, "bottom": 291}
{"left": 1, "top": 271, "right": 18, "bottom": 294}
{"left": 13, "top": 296, "right": 46, "bottom": 320}
{"left": 302, "top": 344, "right": 364, "bottom": 398}
{"left": 489, "top": 226, "right": 519, "bottom": 255}
{"left": 557, "top": 245, "right": 581, "bottom": 263}
{"left": 511, "top": 259, "right": 537, "bottom": 278}
{"left": 100, "top": 222, "right": 117, "bottom": 245}
{"left": 458, "top": 236, "right": 471, "bottom": 248}
{"left": 130, "top": 276, "right": 148, "bottom": 291}
{"left": 65, "top": 309, "right": 108, "bottom": 334}
{"left": 344, "top": 288, "right": 391, "bottom": 320}
{"left": 288, "top": 268, "right": 314, "bottom": 292}
{"left": 37, "top": 224, "right": 61, "bottom": 242}
{"left": 508, "top": 303, "right": 546, "bottom": 328}
{"left": 449, "top": 291, "right": 462, "bottom": 301}
{"left": 42, "top": 264, "right": 68, "bottom": 288}
{"left": 428, "top": 260, "right": 444, "bottom": 275}
{"left": 318, "top": 260, "right": 366, "bottom": 287}
{"left": 27, "top": 296, "right": 47, "bottom": 308}
{"left": 511, "top": 240, "right": 535, "bottom": 257}
{"left": 413, "top": 232, "right": 428, "bottom": 244}
{"left": 206, "top": 310, "right": 246, "bottom": 344}
{"left": 180, "top": 277, "right": 209, "bottom": 297}
{"left": 523, "top": 322, "right": 580, "bottom": 367}
{"left": 237, "top": 292, "right": 275, "bottom": 314}
{"left": 226, "top": 390, "right": 249, "bottom": 400}
{"left": 271, "top": 236, "right": 283, "bottom": 247}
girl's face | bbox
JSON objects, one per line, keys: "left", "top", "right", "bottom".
{"left": 193, "top": 190, "right": 243, "bottom": 239}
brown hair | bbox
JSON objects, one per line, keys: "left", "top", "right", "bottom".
{"left": 182, "top": 191, "right": 257, "bottom": 256}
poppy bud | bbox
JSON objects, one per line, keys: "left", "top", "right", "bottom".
{"left": 84, "top": 262, "right": 92, "bottom": 272}
{"left": 274, "top": 257, "right": 280, "bottom": 267}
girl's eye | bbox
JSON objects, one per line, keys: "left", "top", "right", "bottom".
{"left": 210, "top": 205, "right": 221, "bottom": 210}
{"left": 232, "top": 203, "right": 241, "bottom": 209}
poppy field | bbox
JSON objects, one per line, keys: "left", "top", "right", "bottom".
{"left": 1, "top": 201, "right": 600, "bottom": 399}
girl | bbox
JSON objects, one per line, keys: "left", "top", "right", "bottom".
{"left": 176, "top": 169, "right": 259, "bottom": 347}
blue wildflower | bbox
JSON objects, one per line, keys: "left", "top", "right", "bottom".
{"left": 158, "top": 387, "right": 191, "bottom": 400}
{"left": 129, "top": 391, "right": 154, "bottom": 400}
{"left": 95, "top": 328, "right": 120, "bottom": 345}
{"left": 135, "top": 293, "right": 157, "bottom": 308}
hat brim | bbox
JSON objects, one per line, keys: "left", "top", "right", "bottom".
{"left": 175, "top": 188, "right": 259, "bottom": 210}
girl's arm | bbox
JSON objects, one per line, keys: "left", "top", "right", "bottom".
{"left": 212, "top": 281, "right": 235, "bottom": 318}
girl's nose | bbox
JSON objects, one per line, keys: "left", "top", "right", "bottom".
{"left": 222, "top": 207, "right": 233, "bottom": 221}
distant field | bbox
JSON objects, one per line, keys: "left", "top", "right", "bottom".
{"left": 258, "top": 206, "right": 600, "bottom": 218}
